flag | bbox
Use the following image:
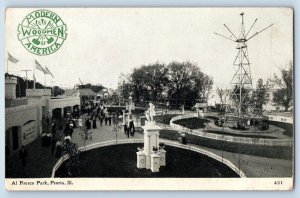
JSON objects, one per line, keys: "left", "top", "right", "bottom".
{"left": 35, "top": 60, "right": 46, "bottom": 73}
{"left": 8, "top": 53, "right": 19, "bottom": 63}
{"left": 79, "top": 78, "right": 83, "bottom": 85}
{"left": 45, "top": 66, "right": 54, "bottom": 78}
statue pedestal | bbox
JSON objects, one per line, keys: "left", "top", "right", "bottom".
{"left": 143, "top": 122, "right": 160, "bottom": 154}
{"left": 136, "top": 121, "right": 167, "bottom": 172}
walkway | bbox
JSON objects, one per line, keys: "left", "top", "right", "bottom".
{"left": 71, "top": 120, "right": 144, "bottom": 147}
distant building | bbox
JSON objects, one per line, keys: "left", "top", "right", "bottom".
{"left": 263, "top": 82, "right": 293, "bottom": 112}
{"left": 79, "top": 88, "right": 97, "bottom": 107}
{"left": 96, "top": 88, "right": 109, "bottom": 101}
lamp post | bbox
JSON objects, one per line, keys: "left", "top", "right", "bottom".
{"left": 127, "top": 92, "right": 133, "bottom": 126}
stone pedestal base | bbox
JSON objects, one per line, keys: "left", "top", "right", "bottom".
{"left": 150, "top": 153, "right": 160, "bottom": 172}
{"left": 145, "top": 154, "right": 151, "bottom": 169}
{"left": 159, "top": 149, "right": 166, "bottom": 166}
{"left": 136, "top": 151, "right": 146, "bottom": 169}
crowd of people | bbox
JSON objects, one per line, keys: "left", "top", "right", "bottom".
{"left": 18, "top": 102, "right": 139, "bottom": 168}
{"left": 83, "top": 102, "right": 136, "bottom": 138}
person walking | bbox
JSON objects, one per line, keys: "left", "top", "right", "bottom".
{"left": 124, "top": 124, "right": 128, "bottom": 135}
{"left": 85, "top": 118, "right": 91, "bottom": 130}
{"left": 127, "top": 126, "right": 130, "bottom": 138}
{"left": 104, "top": 115, "right": 108, "bottom": 125}
{"left": 19, "top": 145, "right": 28, "bottom": 168}
{"left": 99, "top": 114, "right": 104, "bottom": 126}
{"left": 129, "top": 119, "right": 135, "bottom": 137}
{"left": 92, "top": 118, "right": 97, "bottom": 129}
{"left": 108, "top": 114, "right": 112, "bottom": 126}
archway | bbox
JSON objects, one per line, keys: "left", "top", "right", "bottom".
{"left": 52, "top": 108, "right": 62, "bottom": 120}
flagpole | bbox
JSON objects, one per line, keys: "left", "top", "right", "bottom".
{"left": 44, "top": 74, "right": 46, "bottom": 88}
{"left": 6, "top": 58, "right": 8, "bottom": 77}
{"left": 33, "top": 60, "right": 36, "bottom": 90}
{"left": 21, "top": 69, "right": 31, "bottom": 90}
{"left": 18, "top": 77, "right": 21, "bottom": 98}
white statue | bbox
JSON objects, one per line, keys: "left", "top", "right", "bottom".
{"left": 145, "top": 103, "right": 156, "bottom": 122}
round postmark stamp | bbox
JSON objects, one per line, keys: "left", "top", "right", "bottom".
{"left": 18, "top": 9, "right": 67, "bottom": 56}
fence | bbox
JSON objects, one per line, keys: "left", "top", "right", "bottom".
{"left": 51, "top": 139, "right": 245, "bottom": 178}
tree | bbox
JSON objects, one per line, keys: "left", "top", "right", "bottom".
{"left": 129, "top": 62, "right": 168, "bottom": 104}
{"left": 230, "top": 85, "right": 252, "bottom": 114}
{"left": 52, "top": 86, "right": 65, "bottom": 96}
{"left": 216, "top": 87, "right": 230, "bottom": 112}
{"left": 167, "top": 61, "right": 193, "bottom": 106}
{"left": 167, "top": 61, "right": 213, "bottom": 107}
{"left": 252, "top": 79, "right": 269, "bottom": 113}
{"left": 118, "top": 61, "right": 213, "bottom": 108}
{"left": 272, "top": 62, "right": 293, "bottom": 111}
{"left": 78, "top": 83, "right": 105, "bottom": 93}
{"left": 142, "top": 63, "right": 169, "bottom": 102}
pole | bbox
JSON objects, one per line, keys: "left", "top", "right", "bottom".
{"left": 33, "top": 60, "right": 36, "bottom": 90}
{"left": 51, "top": 81, "right": 55, "bottom": 96}
{"left": 44, "top": 74, "right": 46, "bottom": 88}
{"left": 17, "top": 77, "right": 21, "bottom": 98}
{"left": 26, "top": 71, "right": 28, "bottom": 89}
{"left": 6, "top": 58, "right": 8, "bottom": 77}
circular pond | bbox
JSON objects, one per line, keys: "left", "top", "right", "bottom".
{"left": 55, "top": 143, "right": 239, "bottom": 178}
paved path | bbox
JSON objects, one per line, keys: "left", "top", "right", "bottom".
{"left": 71, "top": 120, "right": 144, "bottom": 148}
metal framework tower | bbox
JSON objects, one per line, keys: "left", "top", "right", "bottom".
{"left": 215, "top": 13, "right": 273, "bottom": 121}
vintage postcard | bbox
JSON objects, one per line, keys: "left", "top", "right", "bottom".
{"left": 4, "top": 8, "right": 294, "bottom": 191}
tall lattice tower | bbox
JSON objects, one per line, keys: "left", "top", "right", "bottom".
{"left": 215, "top": 13, "right": 273, "bottom": 120}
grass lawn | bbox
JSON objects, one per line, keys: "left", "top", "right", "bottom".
{"left": 159, "top": 130, "right": 293, "bottom": 160}
{"left": 55, "top": 143, "right": 239, "bottom": 178}
{"left": 269, "top": 121, "right": 293, "bottom": 137}
{"left": 154, "top": 114, "right": 180, "bottom": 124}
{"left": 173, "top": 117, "right": 209, "bottom": 129}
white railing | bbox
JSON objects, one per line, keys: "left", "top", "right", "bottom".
{"left": 26, "top": 89, "right": 51, "bottom": 96}
{"left": 5, "top": 104, "right": 36, "bottom": 114}
{"left": 51, "top": 139, "right": 245, "bottom": 178}
{"left": 266, "top": 114, "right": 293, "bottom": 124}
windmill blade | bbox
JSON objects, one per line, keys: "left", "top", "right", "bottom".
{"left": 214, "top": 32, "right": 236, "bottom": 42}
{"left": 247, "top": 24, "right": 274, "bottom": 41}
{"left": 223, "top": 24, "right": 238, "bottom": 40}
{"left": 245, "top": 18, "right": 258, "bottom": 38}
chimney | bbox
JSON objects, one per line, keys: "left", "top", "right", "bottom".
{"left": 5, "top": 77, "right": 17, "bottom": 99}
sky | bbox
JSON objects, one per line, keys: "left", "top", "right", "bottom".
{"left": 5, "top": 8, "right": 293, "bottom": 90}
